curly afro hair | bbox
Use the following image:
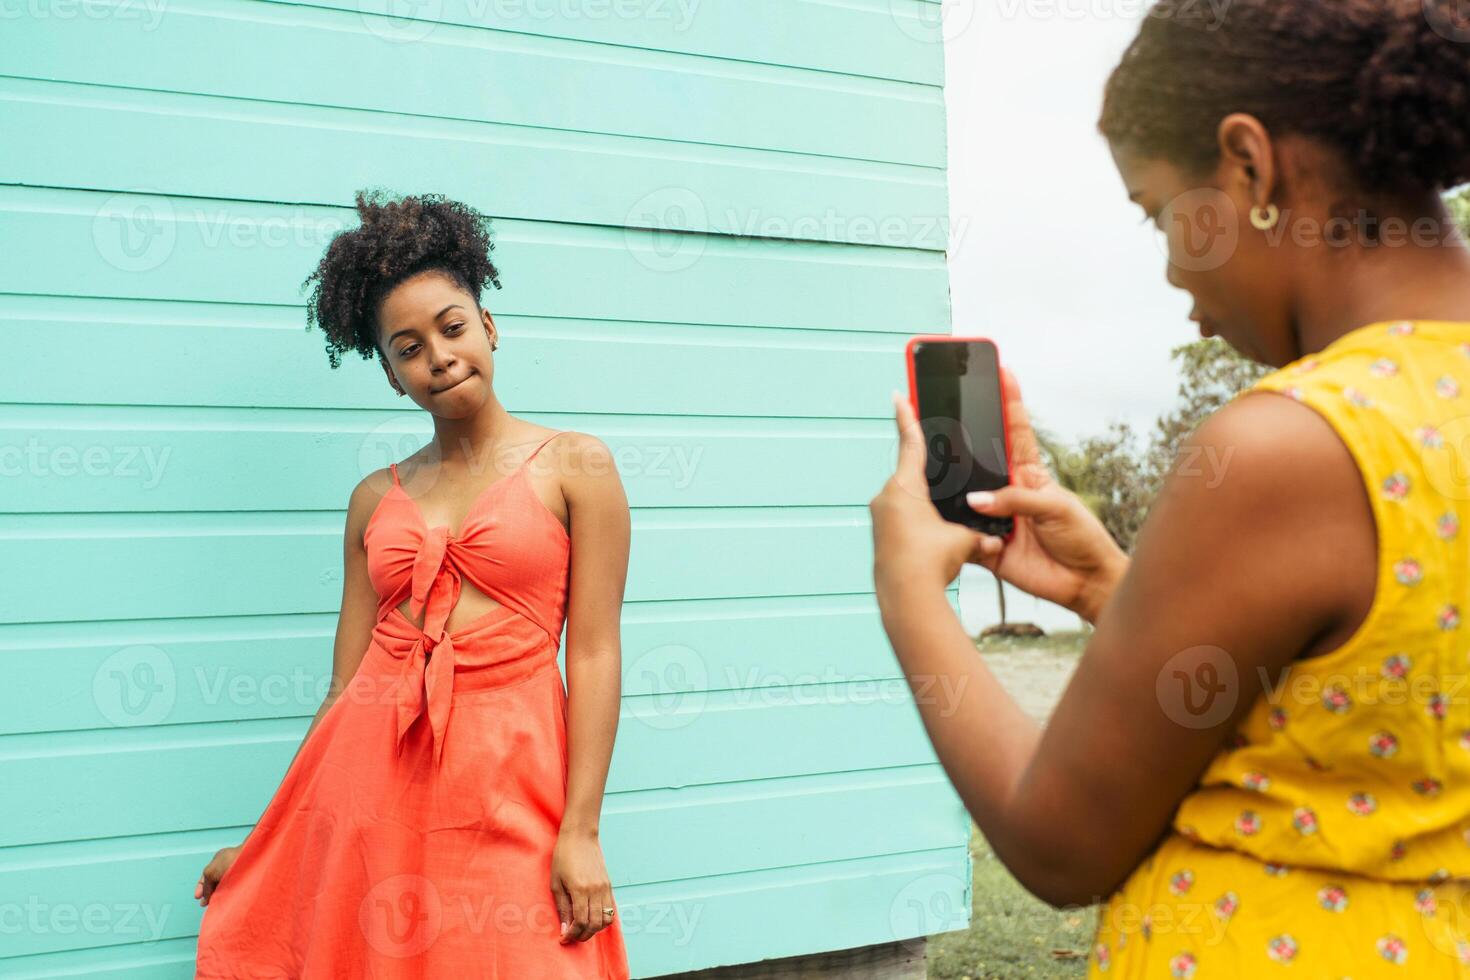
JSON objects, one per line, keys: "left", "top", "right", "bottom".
{"left": 303, "top": 189, "right": 503, "bottom": 370}
{"left": 1099, "top": 0, "right": 1470, "bottom": 197}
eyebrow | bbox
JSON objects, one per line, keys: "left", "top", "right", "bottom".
{"left": 385, "top": 304, "right": 466, "bottom": 345}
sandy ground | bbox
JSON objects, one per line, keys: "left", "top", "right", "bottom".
{"left": 976, "top": 646, "right": 1082, "bottom": 725}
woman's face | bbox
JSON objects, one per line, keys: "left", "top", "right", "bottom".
{"left": 1109, "top": 142, "right": 1297, "bottom": 367}
{"left": 376, "top": 270, "right": 497, "bottom": 415}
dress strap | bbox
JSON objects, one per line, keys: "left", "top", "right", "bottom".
{"left": 389, "top": 462, "right": 400, "bottom": 486}
{"left": 524, "top": 431, "right": 566, "bottom": 465}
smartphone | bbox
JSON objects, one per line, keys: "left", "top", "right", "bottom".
{"left": 905, "top": 336, "right": 1015, "bottom": 540}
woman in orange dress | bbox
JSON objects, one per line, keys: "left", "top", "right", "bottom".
{"left": 193, "top": 189, "right": 632, "bottom": 979}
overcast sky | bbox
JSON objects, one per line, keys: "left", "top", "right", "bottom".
{"left": 943, "top": 6, "right": 1192, "bottom": 630}
{"left": 944, "top": 4, "right": 1196, "bottom": 444}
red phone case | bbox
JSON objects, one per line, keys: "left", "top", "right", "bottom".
{"left": 904, "top": 335, "right": 1016, "bottom": 542}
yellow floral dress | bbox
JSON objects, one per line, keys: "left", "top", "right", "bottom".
{"left": 1089, "top": 320, "right": 1470, "bottom": 978}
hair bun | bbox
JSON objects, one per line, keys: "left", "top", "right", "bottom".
{"left": 1353, "top": 0, "right": 1470, "bottom": 192}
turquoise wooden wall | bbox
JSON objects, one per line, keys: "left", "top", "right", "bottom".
{"left": 0, "top": 1, "right": 971, "bottom": 974}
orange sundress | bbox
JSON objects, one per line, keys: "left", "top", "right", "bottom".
{"left": 195, "top": 430, "right": 631, "bottom": 978}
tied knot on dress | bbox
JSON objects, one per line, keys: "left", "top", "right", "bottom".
{"left": 396, "top": 524, "right": 461, "bottom": 768}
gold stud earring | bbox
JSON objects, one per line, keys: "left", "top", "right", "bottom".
{"left": 1250, "top": 204, "right": 1280, "bottom": 231}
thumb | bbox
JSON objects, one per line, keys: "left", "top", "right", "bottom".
{"left": 969, "top": 483, "right": 1069, "bottom": 520}
{"left": 891, "top": 389, "right": 928, "bottom": 483}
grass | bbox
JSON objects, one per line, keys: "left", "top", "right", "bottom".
{"left": 928, "top": 826, "right": 1098, "bottom": 980}
{"left": 928, "top": 628, "right": 1096, "bottom": 978}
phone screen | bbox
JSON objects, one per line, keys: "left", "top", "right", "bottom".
{"left": 910, "top": 339, "right": 1013, "bottom": 537}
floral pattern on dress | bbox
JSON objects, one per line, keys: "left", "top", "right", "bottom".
{"left": 1382, "top": 471, "right": 1411, "bottom": 500}
{"left": 1413, "top": 778, "right": 1443, "bottom": 798}
{"left": 1394, "top": 559, "right": 1423, "bottom": 586}
{"left": 1265, "top": 935, "right": 1298, "bottom": 963}
{"left": 1377, "top": 934, "right": 1408, "bottom": 964}
{"left": 1428, "top": 692, "right": 1449, "bottom": 718}
{"left": 1370, "top": 358, "right": 1400, "bottom": 378}
{"left": 1415, "top": 888, "right": 1437, "bottom": 915}
{"left": 1418, "top": 424, "right": 1444, "bottom": 448}
{"left": 1370, "top": 731, "right": 1400, "bottom": 758}
{"left": 1092, "top": 321, "right": 1470, "bottom": 980}
{"left": 1318, "top": 884, "right": 1349, "bottom": 912}
{"left": 1322, "top": 685, "right": 1353, "bottom": 714}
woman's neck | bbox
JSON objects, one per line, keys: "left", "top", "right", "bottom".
{"left": 1293, "top": 222, "right": 1470, "bottom": 354}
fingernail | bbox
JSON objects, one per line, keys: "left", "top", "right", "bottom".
{"left": 968, "top": 491, "right": 993, "bottom": 508}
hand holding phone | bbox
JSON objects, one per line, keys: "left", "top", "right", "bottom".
{"left": 905, "top": 336, "right": 1015, "bottom": 541}
{"left": 905, "top": 343, "right": 1130, "bottom": 621}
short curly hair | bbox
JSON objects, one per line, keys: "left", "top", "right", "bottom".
{"left": 1099, "top": 0, "right": 1470, "bottom": 196}
{"left": 303, "top": 189, "right": 503, "bottom": 369}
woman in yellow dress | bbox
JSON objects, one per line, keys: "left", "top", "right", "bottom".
{"left": 869, "top": 0, "right": 1470, "bottom": 975}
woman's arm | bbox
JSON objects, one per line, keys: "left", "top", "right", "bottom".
{"left": 550, "top": 433, "right": 631, "bottom": 942}
{"left": 196, "top": 472, "right": 388, "bottom": 904}
{"left": 872, "top": 389, "right": 1375, "bottom": 907}
{"left": 289, "top": 474, "right": 385, "bottom": 767}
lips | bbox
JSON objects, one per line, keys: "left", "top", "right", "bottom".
{"left": 433, "top": 371, "right": 473, "bottom": 394}
{"left": 1189, "top": 313, "right": 1215, "bottom": 338}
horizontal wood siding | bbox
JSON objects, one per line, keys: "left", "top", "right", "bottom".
{"left": 0, "top": 1, "right": 969, "bottom": 974}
